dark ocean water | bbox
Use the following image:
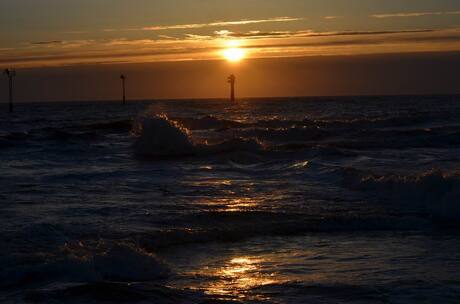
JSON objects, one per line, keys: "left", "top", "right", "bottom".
{"left": 1, "top": 96, "right": 460, "bottom": 303}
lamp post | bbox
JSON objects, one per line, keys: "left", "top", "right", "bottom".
{"left": 120, "top": 74, "right": 126, "bottom": 105}
{"left": 3, "top": 69, "right": 16, "bottom": 113}
{"left": 227, "top": 74, "right": 235, "bottom": 102}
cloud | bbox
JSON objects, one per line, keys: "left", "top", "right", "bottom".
{"left": 184, "top": 34, "right": 213, "bottom": 40}
{"left": 68, "top": 17, "right": 302, "bottom": 34}
{"left": 323, "top": 16, "right": 342, "bottom": 20}
{"left": 104, "top": 38, "right": 158, "bottom": 46}
{"left": 214, "top": 30, "right": 298, "bottom": 38}
{"left": 30, "top": 40, "right": 63, "bottom": 45}
{"left": 309, "top": 29, "right": 435, "bottom": 37}
{"left": 213, "top": 29, "right": 435, "bottom": 39}
{"left": 158, "top": 35, "right": 176, "bottom": 40}
{"left": 245, "top": 31, "right": 460, "bottom": 49}
{"left": 5, "top": 28, "right": 460, "bottom": 68}
{"left": 141, "top": 17, "right": 302, "bottom": 31}
{"left": 63, "top": 31, "right": 89, "bottom": 34}
{"left": 371, "top": 11, "right": 460, "bottom": 18}
{"left": 0, "top": 48, "right": 208, "bottom": 64}
{"left": 27, "top": 40, "right": 95, "bottom": 48}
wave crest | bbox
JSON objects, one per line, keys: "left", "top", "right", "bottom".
{"left": 1, "top": 242, "right": 170, "bottom": 288}
{"left": 338, "top": 167, "right": 460, "bottom": 221}
{"left": 133, "top": 114, "right": 263, "bottom": 157}
{"left": 133, "top": 115, "right": 195, "bottom": 157}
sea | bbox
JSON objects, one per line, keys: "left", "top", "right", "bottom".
{"left": 1, "top": 95, "right": 459, "bottom": 303}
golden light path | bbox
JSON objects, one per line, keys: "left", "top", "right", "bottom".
{"left": 203, "top": 256, "right": 278, "bottom": 301}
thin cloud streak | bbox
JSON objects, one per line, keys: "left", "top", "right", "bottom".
{"left": 99, "top": 17, "right": 302, "bottom": 33}
{"left": 30, "top": 40, "right": 64, "bottom": 45}
{"left": 215, "top": 29, "right": 435, "bottom": 39}
{"left": 323, "top": 16, "right": 342, "bottom": 20}
{"left": 3, "top": 28, "right": 460, "bottom": 67}
{"left": 371, "top": 11, "right": 460, "bottom": 18}
{"left": 140, "top": 17, "right": 302, "bottom": 31}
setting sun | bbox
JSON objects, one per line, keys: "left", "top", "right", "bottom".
{"left": 222, "top": 47, "right": 246, "bottom": 62}
{"left": 2, "top": 1, "right": 460, "bottom": 304}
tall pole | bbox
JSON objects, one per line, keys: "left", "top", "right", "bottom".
{"left": 4, "top": 69, "right": 15, "bottom": 113}
{"left": 120, "top": 74, "right": 126, "bottom": 105}
{"left": 8, "top": 75, "right": 13, "bottom": 113}
{"left": 230, "top": 80, "right": 235, "bottom": 102}
{"left": 227, "top": 74, "right": 235, "bottom": 102}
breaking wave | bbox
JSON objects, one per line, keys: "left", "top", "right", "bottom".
{"left": 336, "top": 167, "right": 460, "bottom": 222}
{"left": 1, "top": 242, "right": 170, "bottom": 289}
{"left": 173, "top": 115, "right": 245, "bottom": 130}
{"left": 132, "top": 115, "right": 263, "bottom": 157}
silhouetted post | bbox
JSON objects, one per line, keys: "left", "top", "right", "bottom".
{"left": 3, "top": 69, "right": 16, "bottom": 113}
{"left": 120, "top": 74, "right": 126, "bottom": 105}
{"left": 227, "top": 74, "right": 236, "bottom": 102}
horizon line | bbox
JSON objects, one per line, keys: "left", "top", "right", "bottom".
{"left": 4, "top": 93, "right": 460, "bottom": 105}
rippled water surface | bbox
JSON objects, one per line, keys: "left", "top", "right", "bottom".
{"left": 1, "top": 96, "right": 460, "bottom": 303}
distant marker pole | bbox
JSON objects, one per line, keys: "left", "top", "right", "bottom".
{"left": 120, "top": 74, "right": 126, "bottom": 105}
{"left": 3, "top": 69, "right": 16, "bottom": 113}
{"left": 227, "top": 74, "right": 236, "bottom": 102}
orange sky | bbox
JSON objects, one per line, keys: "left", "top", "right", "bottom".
{"left": 1, "top": 0, "right": 460, "bottom": 100}
{"left": 2, "top": 25, "right": 460, "bottom": 68}
{"left": 2, "top": 1, "right": 460, "bottom": 68}
{"left": 3, "top": 52, "right": 459, "bottom": 102}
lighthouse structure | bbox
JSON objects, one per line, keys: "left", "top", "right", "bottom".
{"left": 3, "top": 69, "right": 16, "bottom": 113}
{"left": 227, "top": 74, "right": 236, "bottom": 102}
{"left": 120, "top": 74, "right": 126, "bottom": 105}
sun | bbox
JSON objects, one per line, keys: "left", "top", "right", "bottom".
{"left": 222, "top": 47, "right": 246, "bottom": 62}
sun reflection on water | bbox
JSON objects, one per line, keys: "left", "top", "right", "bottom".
{"left": 193, "top": 197, "right": 263, "bottom": 212}
{"left": 202, "top": 256, "right": 279, "bottom": 301}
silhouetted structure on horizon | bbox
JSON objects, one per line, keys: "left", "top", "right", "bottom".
{"left": 120, "top": 74, "right": 126, "bottom": 105}
{"left": 3, "top": 69, "right": 16, "bottom": 113}
{"left": 227, "top": 74, "right": 236, "bottom": 102}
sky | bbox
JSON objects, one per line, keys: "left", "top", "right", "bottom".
{"left": 1, "top": 0, "right": 460, "bottom": 101}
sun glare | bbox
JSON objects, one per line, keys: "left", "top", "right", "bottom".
{"left": 222, "top": 47, "right": 246, "bottom": 62}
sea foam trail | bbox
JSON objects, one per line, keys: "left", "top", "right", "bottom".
{"left": 132, "top": 115, "right": 263, "bottom": 157}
